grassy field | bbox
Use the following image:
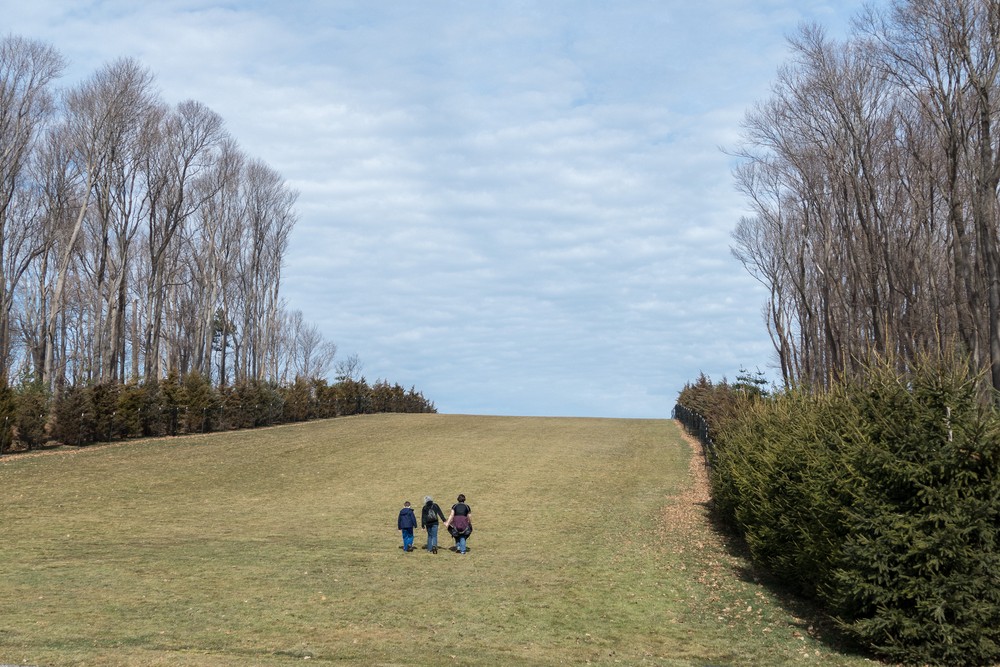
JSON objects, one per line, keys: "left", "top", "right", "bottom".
{"left": 0, "top": 414, "right": 877, "bottom": 666}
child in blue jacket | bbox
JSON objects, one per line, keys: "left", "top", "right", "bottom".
{"left": 398, "top": 501, "right": 417, "bottom": 552}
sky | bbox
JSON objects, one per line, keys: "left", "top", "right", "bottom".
{"left": 4, "top": 0, "right": 863, "bottom": 418}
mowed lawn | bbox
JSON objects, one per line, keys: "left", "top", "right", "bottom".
{"left": 0, "top": 414, "right": 874, "bottom": 666}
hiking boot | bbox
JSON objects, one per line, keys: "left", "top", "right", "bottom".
{"left": 432, "top": 547, "right": 438, "bottom": 554}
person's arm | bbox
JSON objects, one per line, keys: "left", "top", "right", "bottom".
{"left": 443, "top": 508, "right": 455, "bottom": 528}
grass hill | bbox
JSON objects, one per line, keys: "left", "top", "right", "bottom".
{"left": 0, "top": 414, "right": 872, "bottom": 666}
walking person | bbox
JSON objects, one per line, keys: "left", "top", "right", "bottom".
{"left": 421, "top": 496, "right": 446, "bottom": 554}
{"left": 397, "top": 501, "right": 417, "bottom": 552}
{"left": 444, "top": 494, "right": 472, "bottom": 555}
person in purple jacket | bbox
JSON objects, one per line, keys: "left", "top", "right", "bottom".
{"left": 397, "top": 501, "right": 417, "bottom": 552}
{"left": 444, "top": 494, "right": 472, "bottom": 554}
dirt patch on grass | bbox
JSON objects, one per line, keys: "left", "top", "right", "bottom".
{"left": 661, "top": 426, "right": 714, "bottom": 538}
{"left": 659, "top": 427, "right": 746, "bottom": 592}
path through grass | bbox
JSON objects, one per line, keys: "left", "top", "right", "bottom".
{"left": 0, "top": 414, "right": 875, "bottom": 666}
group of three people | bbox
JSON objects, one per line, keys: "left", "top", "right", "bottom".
{"left": 397, "top": 494, "right": 472, "bottom": 554}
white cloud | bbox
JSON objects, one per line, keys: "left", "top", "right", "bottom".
{"left": 5, "top": 0, "right": 864, "bottom": 417}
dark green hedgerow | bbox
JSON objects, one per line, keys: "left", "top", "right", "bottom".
{"left": 699, "top": 357, "right": 1000, "bottom": 666}
{"left": 830, "top": 361, "right": 1000, "bottom": 665}
{"left": 710, "top": 387, "right": 856, "bottom": 598}
{"left": 0, "top": 375, "right": 435, "bottom": 453}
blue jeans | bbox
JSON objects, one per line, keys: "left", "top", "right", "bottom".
{"left": 457, "top": 535, "right": 467, "bottom": 554}
{"left": 426, "top": 523, "right": 439, "bottom": 551}
{"left": 401, "top": 528, "right": 414, "bottom": 551}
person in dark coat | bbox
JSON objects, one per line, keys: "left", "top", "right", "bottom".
{"left": 444, "top": 493, "right": 472, "bottom": 554}
{"left": 421, "top": 495, "right": 446, "bottom": 554}
{"left": 398, "top": 501, "right": 417, "bottom": 552}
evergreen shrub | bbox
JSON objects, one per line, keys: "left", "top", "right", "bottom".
{"left": 0, "top": 385, "right": 14, "bottom": 454}
{"left": 280, "top": 377, "right": 313, "bottom": 423}
{"left": 116, "top": 381, "right": 157, "bottom": 438}
{"left": 90, "top": 382, "right": 119, "bottom": 442}
{"left": 52, "top": 385, "right": 94, "bottom": 446}
{"left": 828, "top": 360, "right": 1000, "bottom": 665}
{"left": 183, "top": 371, "right": 218, "bottom": 433}
{"left": 331, "top": 378, "right": 370, "bottom": 416}
{"left": 711, "top": 389, "right": 853, "bottom": 596}
{"left": 156, "top": 373, "right": 185, "bottom": 436}
{"left": 699, "top": 355, "right": 1000, "bottom": 666}
{"left": 310, "top": 379, "right": 337, "bottom": 418}
{"left": 13, "top": 380, "right": 48, "bottom": 450}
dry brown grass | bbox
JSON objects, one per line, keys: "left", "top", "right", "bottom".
{"left": 0, "top": 414, "right": 876, "bottom": 666}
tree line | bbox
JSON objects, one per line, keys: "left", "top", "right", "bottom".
{"left": 1, "top": 34, "right": 333, "bottom": 391}
{"left": 731, "top": 0, "right": 1000, "bottom": 396}
{"left": 0, "top": 34, "right": 434, "bottom": 449}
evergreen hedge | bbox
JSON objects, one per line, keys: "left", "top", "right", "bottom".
{"left": 690, "top": 356, "right": 1000, "bottom": 666}
{"left": 831, "top": 360, "right": 1000, "bottom": 665}
{"left": 0, "top": 374, "right": 435, "bottom": 454}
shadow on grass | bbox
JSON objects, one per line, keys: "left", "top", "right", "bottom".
{"left": 398, "top": 545, "right": 473, "bottom": 553}
{"left": 697, "top": 499, "right": 873, "bottom": 663}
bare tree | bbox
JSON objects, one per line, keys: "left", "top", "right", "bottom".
{"left": 0, "top": 36, "right": 64, "bottom": 381}
{"left": 0, "top": 37, "right": 301, "bottom": 395}
{"left": 44, "top": 58, "right": 156, "bottom": 392}
{"left": 732, "top": 18, "right": 965, "bottom": 390}
{"left": 335, "top": 353, "right": 363, "bottom": 382}
{"left": 283, "top": 309, "right": 337, "bottom": 381}
{"left": 186, "top": 138, "right": 244, "bottom": 381}
{"left": 231, "top": 158, "right": 297, "bottom": 383}
{"left": 854, "top": 0, "right": 1000, "bottom": 396}
{"left": 140, "top": 99, "right": 226, "bottom": 382}
{"left": 80, "top": 85, "right": 162, "bottom": 384}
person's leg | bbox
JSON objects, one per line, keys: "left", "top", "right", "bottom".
{"left": 402, "top": 528, "right": 413, "bottom": 551}
{"left": 458, "top": 535, "right": 467, "bottom": 554}
{"left": 428, "top": 523, "right": 439, "bottom": 552}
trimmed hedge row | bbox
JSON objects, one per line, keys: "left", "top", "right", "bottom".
{"left": 0, "top": 373, "right": 436, "bottom": 453}
{"left": 683, "top": 357, "right": 1000, "bottom": 666}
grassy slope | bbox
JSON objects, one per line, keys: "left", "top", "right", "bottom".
{"left": 0, "top": 414, "right": 874, "bottom": 666}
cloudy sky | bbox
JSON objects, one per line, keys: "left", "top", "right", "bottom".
{"left": 6, "top": 1, "right": 862, "bottom": 418}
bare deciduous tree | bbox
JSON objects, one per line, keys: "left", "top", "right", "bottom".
{"left": 45, "top": 57, "right": 157, "bottom": 392}
{"left": 0, "top": 36, "right": 65, "bottom": 381}
{"left": 283, "top": 309, "right": 337, "bottom": 382}
{"left": 141, "top": 99, "right": 226, "bottom": 382}
{"left": 0, "top": 36, "right": 325, "bottom": 397}
{"left": 335, "top": 353, "right": 363, "bottom": 383}
{"left": 732, "top": 5, "right": 1000, "bottom": 395}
